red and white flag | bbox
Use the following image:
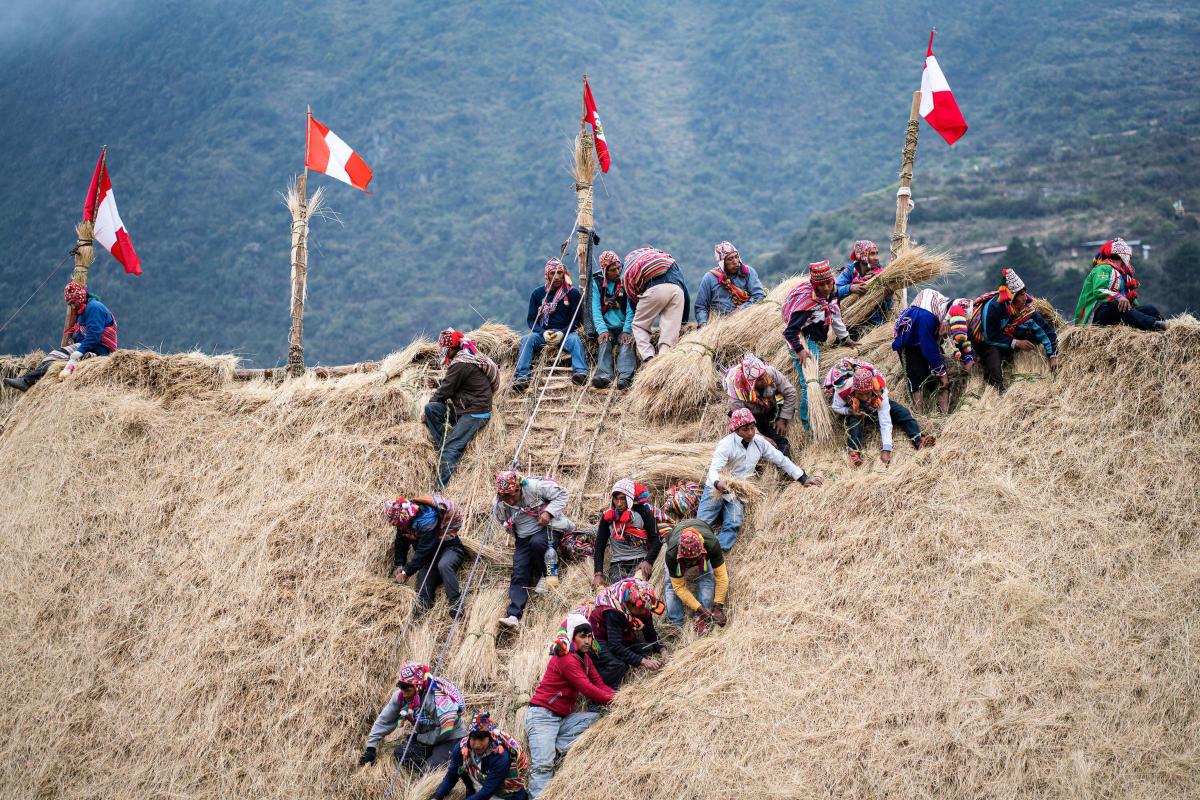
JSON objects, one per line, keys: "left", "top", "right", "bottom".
{"left": 919, "top": 31, "right": 968, "bottom": 146}
{"left": 84, "top": 147, "right": 141, "bottom": 275}
{"left": 583, "top": 79, "right": 610, "bottom": 173}
{"left": 305, "top": 114, "right": 374, "bottom": 192}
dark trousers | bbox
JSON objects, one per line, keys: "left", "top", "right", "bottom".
{"left": 416, "top": 544, "right": 466, "bottom": 611}
{"left": 900, "top": 345, "right": 935, "bottom": 398}
{"left": 507, "top": 529, "right": 549, "bottom": 619}
{"left": 593, "top": 640, "right": 659, "bottom": 690}
{"left": 424, "top": 401, "right": 489, "bottom": 488}
{"left": 845, "top": 400, "right": 923, "bottom": 452}
{"left": 751, "top": 406, "right": 790, "bottom": 458}
{"left": 394, "top": 738, "right": 456, "bottom": 771}
{"left": 974, "top": 340, "right": 1013, "bottom": 392}
{"left": 1093, "top": 301, "right": 1164, "bottom": 331}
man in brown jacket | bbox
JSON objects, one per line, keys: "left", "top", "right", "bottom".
{"left": 424, "top": 329, "right": 500, "bottom": 487}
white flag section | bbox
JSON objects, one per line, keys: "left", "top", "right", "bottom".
{"left": 305, "top": 115, "right": 373, "bottom": 192}
{"left": 83, "top": 148, "right": 141, "bottom": 275}
{"left": 919, "top": 31, "right": 968, "bottom": 146}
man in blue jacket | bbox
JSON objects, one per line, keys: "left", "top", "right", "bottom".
{"left": 513, "top": 258, "right": 587, "bottom": 391}
{"left": 590, "top": 250, "right": 636, "bottom": 389}
{"left": 432, "top": 712, "right": 530, "bottom": 800}
{"left": 694, "top": 240, "right": 766, "bottom": 326}
{"left": 835, "top": 239, "right": 891, "bottom": 335}
{"left": 5, "top": 282, "right": 118, "bottom": 392}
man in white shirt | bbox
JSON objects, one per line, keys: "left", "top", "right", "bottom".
{"left": 828, "top": 361, "right": 934, "bottom": 468}
{"left": 700, "top": 408, "right": 822, "bottom": 551}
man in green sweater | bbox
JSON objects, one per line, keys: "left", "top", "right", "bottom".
{"left": 662, "top": 519, "right": 729, "bottom": 634}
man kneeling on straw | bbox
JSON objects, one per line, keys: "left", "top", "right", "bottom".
{"left": 781, "top": 260, "right": 858, "bottom": 432}
{"left": 824, "top": 357, "right": 935, "bottom": 468}
{"left": 360, "top": 661, "right": 467, "bottom": 771}
{"left": 663, "top": 519, "right": 729, "bottom": 634}
{"left": 385, "top": 494, "right": 466, "bottom": 615}
{"left": 701, "top": 407, "right": 822, "bottom": 552}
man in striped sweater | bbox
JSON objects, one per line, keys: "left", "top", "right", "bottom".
{"left": 621, "top": 246, "right": 691, "bottom": 361}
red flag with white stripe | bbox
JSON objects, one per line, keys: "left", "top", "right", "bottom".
{"left": 83, "top": 147, "right": 141, "bottom": 275}
{"left": 919, "top": 31, "right": 968, "bottom": 146}
{"left": 305, "top": 113, "right": 374, "bottom": 192}
{"left": 582, "top": 79, "right": 610, "bottom": 173}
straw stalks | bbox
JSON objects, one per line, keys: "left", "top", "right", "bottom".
{"left": 841, "top": 246, "right": 955, "bottom": 327}
{"left": 610, "top": 441, "right": 713, "bottom": 488}
{"left": 721, "top": 476, "right": 764, "bottom": 503}
{"left": 446, "top": 586, "right": 509, "bottom": 690}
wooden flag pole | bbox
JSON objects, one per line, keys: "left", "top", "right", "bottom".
{"left": 891, "top": 91, "right": 921, "bottom": 307}
{"left": 287, "top": 107, "right": 312, "bottom": 377}
{"left": 574, "top": 74, "right": 597, "bottom": 291}
{"left": 62, "top": 146, "right": 103, "bottom": 346}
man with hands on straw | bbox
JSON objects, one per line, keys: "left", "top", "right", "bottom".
{"left": 493, "top": 471, "right": 573, "bottom": 630}
{"left": 825, "top": 358, "right": 935, "bottom": 468}
{"left": 425, "top": 328, "right": 499, "bottom": 488}
{"left": 385, "top": 495, "right": 466, "bottom": 614}
{"left": 592, "top": 478, "right": 660, "bottom": 589}
{"left": 694, "top": 240, "right": 766, "bottom": 326}
{"left": 968, "top": 268, "right": 1059, "bottom": 393}
{"left": 781, "top": 260, "right": 858, "bottom": 431}
{"left": 701, "top": 407, "right": 822, "bottom": 552}
{"left": 583, "top": 577, "right": 668, "bottom": 689}
{"left": 513, "top": 258, "right": 588, "bottom": 391}
{"left": 525, "top": 614, "right": 613, "bottom": 797}
{"left": 5, "top": 282, "right": 118, "bottom": 392}
{"left": 723, "top": 351, "right": 798, "bottom": 457}
{"left": 360, "top": 661, "right": 467, "bottom": 771}
{"left": 892, "top": 289, "right": 976, "bottom": 414}
{"left": 590, "top": 250, "right": 637, "bottom": 389}
{"left": 431, "top": 711, "right": 531, "bottom": 800}
{"left": 836, "top": 239, "right": 891, "bottom": 335}
{"left": 663, "top": 519, "right": 729, "bottom": 634}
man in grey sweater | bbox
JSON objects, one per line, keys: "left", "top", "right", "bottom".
{"left": 359, "top": 661, "right": 467, "bottom": 771}
{"left": 492, "top": 470, "right": 573, "bottom": 629}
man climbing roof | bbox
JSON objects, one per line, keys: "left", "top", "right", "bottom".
{"left": 592, "top": 478, "right": 661, "bottom": 590}
{"left": 969, "top": 268, "right": 1059, "bottom": 392}
{"left": 892, "top": 289, "right": 975, "bottom": 414}
{"left": 694, "top": 240, "right": 766, "bottom": 326}
{"left": 385, "top": 494, "right": 466, "bottom": 615}
{"left": 582, "top": 577, "right": 667, "bottom": 689}
{"left": 723, "top": 351, "right": 798, "bottom": 458}
{"left": 781, "top": 260, "right": 857, "bottom": 432}
{"left": 622, "top": 246, "right": 690, "bottom": 362}
{"left": 493, "top": 471, "right": 572, "bottom": 630}
{"left": 514, "top": 258, "right": 587, "bottom": 392}
{"left": 1075, "top": 237, "right": 1165, "bottom": 331}
{"left": 590, "top": 250, "right": 637, "bottom": 389}
{"left": 360, "top": 661, "right": 467, "bottom": 772}
{"left": 662, "top": 518, "right": 729, "bottom": 634}
{"left": 5, "top": 282, "right": 117, "bottom": 392}
{"left": 825, "top": 357, "right": 935, "bottom": 468}
{"left": 431, "top": 712, "right": 530, "bottom": 800}
{"left": 425, "top": 328, "right": 499, "bottom": 487}
{"left": 701, "top": 407, "right": 821, "bottom": 552}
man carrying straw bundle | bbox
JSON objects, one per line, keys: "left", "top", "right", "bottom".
{"left": 431, "top": 712, "right": 531, "bottom": 800}
{"left": 892, "top": 289, "right": 975, "bottom": 414}
{"left": 513, "top": 258, "right": 588, "bottom": 392}
{"left": 621, "top": 246, "right": 690, "bottom": 362}
{"left": 1074, "top": 237, "right": 1166, "bottom": 332}
{"left": 969, "top": 268, "right": 1059, "bottom": 393}
{"left": 360, "top": 661, "right": 467, "bottom": 771}
{"left": 582, "top": 577, "right": 667, "bottom": 689}
{"left": 836, "top": 239, "right": 891, "bottom": 337}
{"left": 694, "top": 240, "right": 766, "bottom": 326}
{"left": 825, "top": 358, "right": 935, "bottom": 468}
{"left": 592, "top": 478, "right": 661, "bottom": 589}
{"left": 781, "top": 260, "right": 857, "bottom": 431}
{"left": 425, "top": 328, "right": 499, "bottom": 487}
{"left": 723, "top": 352, "right": 798, "bottom": 457}
{"left": 385, "top": 495, "right": 466, "bottom": 614}
{"left": 590, "top": 250, "right": 636, "bottom": 389}
{"left": 663, "top": 519, "right": 729, "bottom": 634}
{"left": 525, "top": 615, "right": 614, "bottom": 797}
{"left": 493, "top": 471, "right": 573, "bottom": 630}
{"left": 701, "top": 407, "right": 822, "bottom": 552}
{"left": 5, "top": 282, "right": 117, "bottom": 392}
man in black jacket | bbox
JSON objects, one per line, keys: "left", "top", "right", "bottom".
{"left": 424, "top": 329, "right": 499, "bottom": 487}
{"left": 512, "top": 258, "right": 588, "bottom": 391}
{"left": 386, "top": 494, "right": 466, "bottom": 614}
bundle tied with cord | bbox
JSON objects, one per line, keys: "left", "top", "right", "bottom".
{"left": 840, "top": 245, "right": 956, "bottom": 327}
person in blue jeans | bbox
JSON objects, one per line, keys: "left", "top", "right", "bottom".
{"left": 590, "top": 250, "right": 636, "bottom": 389}
{"left": 424, "top": 329, "right": 499, "bottom": 487}
{"left": 662, "top": 520, "right": 729, "bottom": 633}
{"left": 513, "top": 258, "right": 587, "bottom": 391}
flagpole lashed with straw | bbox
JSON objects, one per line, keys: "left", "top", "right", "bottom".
{"left": 61, "top": 148, "right": 103, "bottom": 346}
{"left": 574, "top": 75, "right": 598, "bottom": 290}
{"left": 891, "top": 91, "right": 921, "bottom": 308}
{"left": 287, "top": 107, "right": 314, "bottom": 377}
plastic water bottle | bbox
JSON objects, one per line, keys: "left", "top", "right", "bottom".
{"left": 544, "top": 546, "right": 559, "bottom": 578}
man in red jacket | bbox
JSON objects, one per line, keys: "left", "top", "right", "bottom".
{"left": 523, "top": 615, "right": 614, "bottom": 797}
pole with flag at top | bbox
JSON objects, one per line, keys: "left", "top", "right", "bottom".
{"left": 574, "top": 75, "right": 598, "bottom": 302}
{"left": 287, "top": 106, "right": 313, "bottom": 376}
{"left": 61, "top": 147, "right": 105, "bottom": 346}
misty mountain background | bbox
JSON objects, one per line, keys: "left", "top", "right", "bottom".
{"left": 1, "top": 0, "right": 1197, "bottom": 365}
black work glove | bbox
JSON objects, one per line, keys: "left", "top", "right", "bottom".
{"left": 710, "top": 603, "right": 728, "bottom": 626}
{"left": 359, "top": 747, "right": 377, "bottom": 766}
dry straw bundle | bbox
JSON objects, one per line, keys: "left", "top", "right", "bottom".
{"left": 610, "top": 441, "right": 713, "bottom": 488}
{"left": 841, "top": 245, "right": 955, "bottom": 327}
{"left": 628, "top": 335, "right": 722, "bottom": 423}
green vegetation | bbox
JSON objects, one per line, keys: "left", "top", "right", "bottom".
{"left": 0, "top": 0, "right": 1196, "bottom": 364}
